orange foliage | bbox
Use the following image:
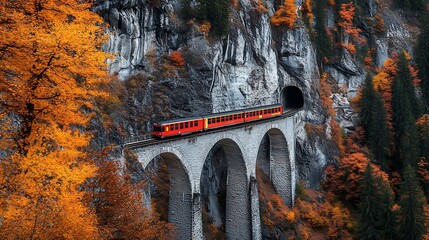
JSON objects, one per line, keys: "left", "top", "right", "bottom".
{"left": 418, "top": 158, "right": 429, "bottom": 183}
{"left": 85, "top": 149, "right": 175, "bottom": 240}
{"left": 294, "top": 187, "right": 354, "bottom": 238}
{"left": 257, "top": 167, "right": 297, "bottom": 231}
{"left": 329, "top": 0, "right": 335, "bottom": 6}
{"left": 338, "top": 3, "right": 361, "bottom": 38}
{"left": 199, "top": 21, "right": 211, "bottom": 37}
{"left": 374, "top": 14, "right": 385, "bottom": 33}
{"left": 301, "top": 0, "right": 314, "bottom": 26}
{"left": 320, "top": 73, "right": 345, "bottom": 156}
{"left": 170, "top": 51, "right": 186, "bottom": 67}
{"left": 341, "top": 43, "right": 356, "bottom": 55}
{"left": 364, "top": 49, "right": 374, "bottom": 68}
{"left": 271, "top": 0, "right": 297, "bottom": 28}
{"left": 338, "top": 2, "right": 362, "bottom": 55}
{"left": 232, "top": 0, "right": 239, "bottom": 8}
{"left": 0, "top": 0, "right": 111, "bottom": 238}
{"left": 324, "top": 153, "right": 389, "bottom": 203}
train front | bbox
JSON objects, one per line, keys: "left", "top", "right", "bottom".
{"left": 152, "top": 123, "right": 163, "bottom": 138}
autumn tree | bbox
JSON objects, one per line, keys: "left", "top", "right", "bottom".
{"left": 85, "top": 149, "right": 175, "bottom": 240}
{"left": 271, "top": 0, "right": 297, "bottom": 28}
{"left": 0, "top": 0, "right": 110, "bottom": 238}
{"left": 324, "top": 153, "right": 388, "bottom": 205}
{"left": 170, "top": 51, "right": 186, "bottom": 67}
{"left": 397, "top": 165, "right": 427, "bottom": 240}
{"left": 338, "top": 2, "right": 362, "bottom": 55}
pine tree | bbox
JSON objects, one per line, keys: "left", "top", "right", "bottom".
{"left": 378, "top": 176, "right": 399, "bottom": 240}
{"left": 313, "top": 0, "right": 333, "bottom": 62}
{"left": 397, "top": 165, "right": 427, "bottom": 240}
{"left": 356, "top": 164, "right": 385, "bottom": 240}
{"left": 359, "top": 75, "right": 390, "bottom": 169}
{"left": 391, "top": 53, "right": 421, "bottom": 167}
{"left": 196, "top": 0, "right": 230, "bottom": 36}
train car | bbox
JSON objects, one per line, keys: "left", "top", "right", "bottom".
{"left": 202, "top": 109, "right": 245, "bottom": 130}
{"left": 244, "top": 104, "right": 283, "bottom": 122}
{"left": 152, "top": 116, "right": 204, "bottom": 138}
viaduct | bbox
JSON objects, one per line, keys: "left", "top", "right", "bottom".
{"left": 122, "top": 86, "right": 304, "bottom": 240}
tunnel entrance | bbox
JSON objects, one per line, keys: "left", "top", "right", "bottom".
{"left": 281, "top": 86, "right": 304, "bottom": 109}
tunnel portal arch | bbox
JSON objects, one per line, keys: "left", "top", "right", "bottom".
{"left": 281, "top": 86, "right": 304, "bottom": 109}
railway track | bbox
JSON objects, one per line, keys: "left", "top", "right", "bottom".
{"left": 123, "top": 107, "right": 302, "bottom": 149}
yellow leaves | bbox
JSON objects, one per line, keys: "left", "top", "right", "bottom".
{"left": 271, "top": 0, "right": 297, "bottom": 29}
{"left": 0, "top": 0, "right": 110, "bottom": 238}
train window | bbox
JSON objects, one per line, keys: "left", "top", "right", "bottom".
{"left": 190, "top": 122, "right": 193, "bottom": 127}
{"left": 264, "top": 109, "right": 267, "bottom": 114}
{"left": 185, "top": 122, "right": 188, "bottom": 128}
{"left": 269, "top": 109, "right": 272, "bottom": 113}
{"left": 217, "top": 117, "right": 220, "bottom": 122}
{"left": 242, "top": 113, "right": 245, "bottom": 118}
{"left": 162, "top": 126, "right": 165, "bottom": 132}
{"left": 180, "top": 123, "right": 184, "bottom": 129}
{"left": 229, "top": 115, "right": 233, "bottom": 120}
{"left": 233, "top": 115, "right": 237, "bottom": 120}
{"left": 208, "top": 119, "right": 211, "bottom": 124}
{"left": 175, "top": 124, "right": 179, "bottom": 129}
{"left": 195, "top": 121, "right": 198, "bottom": 126}
{"left": 238, "top": 114, "right": 241, "bottom": 119}
{"left": 171, "top": 125, "right": 175, "bottom": 130}
{"left": 245, "top": 113, "right": 248, "bottom": 117}
{"left": 221, "top": 116, "right": 225, "bottom": 122}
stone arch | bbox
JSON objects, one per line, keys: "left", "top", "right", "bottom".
{"left": 280, "top": 85, "right": 304, "bottom": 109}
{"left": 144, "top": 151, "right": 193, "bottom": 240}
{"left": 200, "top": 138, "right": 251, "bottom": 239}
{"left": 256, "top": 128, "right": 293, "bottom": 207}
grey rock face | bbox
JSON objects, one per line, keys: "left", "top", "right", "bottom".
{"left": 96, "top": 0, "right": 418, "bottom": 188}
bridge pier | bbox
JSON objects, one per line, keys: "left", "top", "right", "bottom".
{"left": 192, "top": 193, "right": 203, "bottom": 239}
{"left": 250, "top": 177, "right": 262, "bottom": 240}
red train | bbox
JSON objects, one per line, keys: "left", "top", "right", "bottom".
{"left": 152, "top": 104, "right": 283, "bottom": 138}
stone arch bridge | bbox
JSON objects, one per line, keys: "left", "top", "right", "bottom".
{"left": 123, "top": 86, "right": 304, "bottom": 240}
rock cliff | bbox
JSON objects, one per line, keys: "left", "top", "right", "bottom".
{"left": 94, "top": 0, "right": 418, "bottom": 186}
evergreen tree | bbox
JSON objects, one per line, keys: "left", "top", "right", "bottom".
{"left": 359, "top": 75, "right": 390, "bottom": 169}
{"left": 378, "top": 177, "right": 399, "bottom": 240}
{"left": 313, "top": 0, "right": 333, "bottom": 62}
{"left": 356, "top": 164, "right": 385, "bottom": 240}
{"left": 415, "top": 11, "right": 429, "bottom": 111}
{"left": 397, "top": 165, "right": 427, "bottom": 240}
{"left": 391, "top": 53, "right": 421, "bottom": 167}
